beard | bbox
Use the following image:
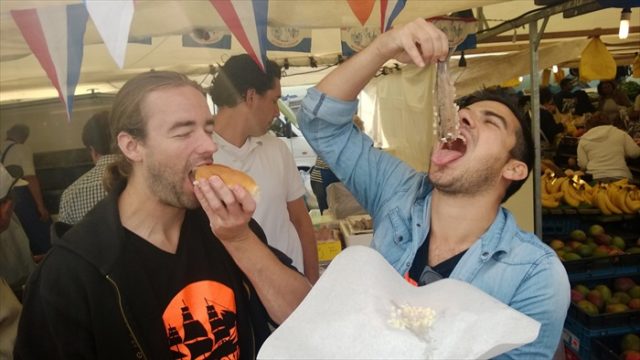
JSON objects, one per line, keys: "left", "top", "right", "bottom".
{"left": 428, "top": 151, "right": 506, "bottom": 197}
{"left": 145, "top": 155, "right": 199, "bottom": 209}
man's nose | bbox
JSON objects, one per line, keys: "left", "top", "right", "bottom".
{"left": 198, "top": 131, "right": 218, "bottom": 155}
{"left": 457, "top": 108, "right": 474, "bottom": 129}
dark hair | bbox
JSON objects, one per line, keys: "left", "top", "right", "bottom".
{"left": 585, "top": 111, "right": 612, "bottom": 130}
{"left": 6, "top": 124, "right": 30, "bottom": 143}
{"left": 458, "top": 87, "right": 534, "bottom": 203}
{"left": 559, "top": 78, "right": 573, "bottom": 89}
{"left": 104, "top": 71, "right": 203, "bottom": 192}
{"left": 573, "top": 90, "right": 595, "bottom": 116}
{"left": 597, "top": 80, "right": 616, "bottom": 96}
{"left": 209, "top": 54, "right": 281, "bottom": 107}
{"left": 539, "top": 86, "right": 554, "bottom": 105}
{"left": 82, "top": 111, "right": 112, "bottom": 155}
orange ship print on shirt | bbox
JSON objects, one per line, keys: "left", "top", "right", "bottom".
{"left": 163, "top": 280, "right": 239, "bottom": 360}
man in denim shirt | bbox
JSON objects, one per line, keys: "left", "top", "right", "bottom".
{"left": 299, "top": 19, "right": 570, "bottom": 359}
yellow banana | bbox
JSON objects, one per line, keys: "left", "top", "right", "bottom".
{"left": 613, "top": 188, "right": 633, "bottom": 214}
{"left": 625, "top": 192, "right": 640, "bottom": 212}
{"left": 541, "top": 194, "right": 560, "bottom": 208}
{"left": 601, "top": 188, "right": 623, "bottom": 215}
{"left": 611, "top": 178, "right": 629, "bottom": 187}
{"left": 561, "top": 180, "right": 582, "bottom": 207}
{"left": 595, "top": 189, "right": 613, "bottom": 215}
{"left": 548, "top": 177, "right": 567, "bottom": 194}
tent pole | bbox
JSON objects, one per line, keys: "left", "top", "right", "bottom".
{"left": 529, "top": 19, "right": 543, "bottom": 239}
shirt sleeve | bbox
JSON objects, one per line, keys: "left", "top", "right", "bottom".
{"left": 299, "top": 87, "right": 426, "bottom": 217}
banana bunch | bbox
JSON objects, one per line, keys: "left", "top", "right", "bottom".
{"left": 591, "top": 179, "right": 640, "bottom": 215}
{"left": 541, "top": 170, "right": 562, "bottom": 208}
{"left": 541, "top": 170, "right": 592, "bottom": 209}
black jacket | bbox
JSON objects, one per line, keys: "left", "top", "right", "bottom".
{"left": 15, "top": 181, "right": 287, "bottom": 359}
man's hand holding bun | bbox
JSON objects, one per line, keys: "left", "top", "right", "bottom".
{"left": 193, "top": 164, "right": 257, "bottom": 243}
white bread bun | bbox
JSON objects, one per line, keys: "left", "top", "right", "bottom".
{"left": 194, "top": 164, "right": 259, "bottom": 197}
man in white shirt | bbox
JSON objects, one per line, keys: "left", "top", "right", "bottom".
{"left": 1, "top": 124, "right": 51, "bottom": 255}
{"left": 210, "top": 55, "right": 319, "bottom": 283}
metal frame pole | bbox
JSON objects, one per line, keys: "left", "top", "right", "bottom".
{"left": 530, "top": 18, "right": 548, "bottom": 239}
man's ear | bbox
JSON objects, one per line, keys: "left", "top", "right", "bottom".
{"left": 117, "top": 131, "right": 143, "bottom": 162}
{"left": 503, "top": 159, "right": 528, "bottom": 181}
{"left": 245, "top": 88, "right": 256, "bottom": 105}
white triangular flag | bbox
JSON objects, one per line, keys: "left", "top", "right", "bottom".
{"left": 85, "top": 0, "right": 134, "bottom": 68}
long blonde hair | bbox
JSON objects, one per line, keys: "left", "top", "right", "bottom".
{"left": 104, "top": 71, "right": 204, "bottom": 192}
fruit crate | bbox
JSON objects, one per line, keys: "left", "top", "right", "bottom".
{"left": 562, "top": 254, "right": 640, "bottom": 275}
{"left": 542, "top": 214, "right": 582, "bottom": 236}
{"left": 568, "top": 305, "right": 640, "bottom": 329}
{"left": 591, "top": 333, "right": 640, "bottom": 360}
{"left": 564, "top": 315, "right": 639, "bottom": 360}
{"left": 569, "top": 276, "right": 640, "bottom": 329}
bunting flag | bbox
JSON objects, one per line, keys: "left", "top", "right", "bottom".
{"left": 209, "top": 0, "right": 269, "bottom": 71}
{"left": 380, "top": 0, "right": 406, "bottom": 32}
{"left": 11, "top": 4, "right": 89, "bottom": 121}
{"left": 266, "top": 27, "right": 311, "bottom": 52}
{"left": 347, "top": 0, "right": 375, "bottom": 26}
{"left": 85, "top": 0, "right": 135, "bottom": 69}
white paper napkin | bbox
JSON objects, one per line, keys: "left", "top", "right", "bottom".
{"left": 258, "top": 246, "right": 540, "bottom": 359}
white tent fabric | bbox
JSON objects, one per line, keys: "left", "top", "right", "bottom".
{"left": 0, "top": 0, "right": 504, "bottom": 99}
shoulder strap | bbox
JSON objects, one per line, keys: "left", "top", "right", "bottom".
{"left": 1, "top": 142, "right": 17, "bottom": 163}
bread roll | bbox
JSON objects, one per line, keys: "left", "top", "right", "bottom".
{"left": 194, "top": 164, "right": 259, "bottom": 196}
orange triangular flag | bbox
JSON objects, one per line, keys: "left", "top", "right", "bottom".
{"left": 347, "top": 0, "right": 375, "bottom": 26}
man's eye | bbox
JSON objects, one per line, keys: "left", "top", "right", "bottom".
{"left": 485, "top": 119, "right": 496, "bottom": 125}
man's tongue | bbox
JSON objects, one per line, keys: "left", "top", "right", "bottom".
{"left": 431, "top": 148, "right": 463, "bottom": 166}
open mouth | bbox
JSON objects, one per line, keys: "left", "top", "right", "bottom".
{"left": 431, "top": 135, "right": 467, "bottom": 166}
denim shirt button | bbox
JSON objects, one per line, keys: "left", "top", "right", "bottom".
{"left": 482, "top": 252, "right": 489, "bottom": 258}
{"left": 416, "top": 223, "right": 421, "bottom": 227}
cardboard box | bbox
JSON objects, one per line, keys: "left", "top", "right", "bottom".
{"left": 340, "top": 215, "right": 374, "bottom": 247}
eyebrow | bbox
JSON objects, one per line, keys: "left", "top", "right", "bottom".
{"left": 168, "top": 118, "right": 215, "bottom": 132}
{"left": 482, "top": 110, "right": 508, "bottom": 129}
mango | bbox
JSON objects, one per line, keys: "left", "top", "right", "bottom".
{"left": 576, "top": 299, "right": 599, "bottom": 316}
{"left": 621, "top": 334, "right": 640, "bottom": 352}
{"left": 605, "top": 303, "right": 628, "bottom": 313}
{"left": 614, "top": 277, "right": 636, "bottom": 292}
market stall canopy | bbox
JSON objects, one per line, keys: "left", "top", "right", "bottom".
{"left": 0, "top": 0, "right": 638, "bottom": 105}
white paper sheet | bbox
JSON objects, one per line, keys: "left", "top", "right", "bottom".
{"left": 258, "top": 246, "right": 540, "bottom": 359}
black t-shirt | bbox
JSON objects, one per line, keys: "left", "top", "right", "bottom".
{"left": 125, "top": 210, "right": 255, "bottom": 360}
{"left": 408, "top": 234, "right": 467, "bottom": 286}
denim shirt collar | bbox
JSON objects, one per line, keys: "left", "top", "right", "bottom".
{"left": 478, "top": 208, "right": 511, "bottom": 261}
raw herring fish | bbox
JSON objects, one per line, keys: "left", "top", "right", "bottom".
{"left": 434, "top": 60, "right": 460, "bottom": 142}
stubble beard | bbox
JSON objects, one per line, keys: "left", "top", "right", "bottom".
{"left": 428, "top": 157, "right": 504, "bottom": 197}
{"left": 146, "top": 158, "right": 199, "bottom": 210}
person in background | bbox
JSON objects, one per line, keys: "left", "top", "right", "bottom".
{"left": 553, "top": 77, "right": 575, "bottom": 112}
{"left": 0, "top": 124, "right": 51, "bottom": 256}
{"left": 299, "top": 18, "right": 569, "bottom": 358}
{"left": 577, "top": 112, "right": 640, "bottom": 182}
{"left": 15, "top": 71, "right": 310, "bottom": 359}
{"left": 209, "top": 54, "right": 319, "bottom": 284}
{"left": 310, "top": 114, "right": 365, "bottom": 214}
{"left": 58, "top": 111, "right": 118, "bottom": 224}
{"left": 0, "top": 164, "right": 36, "bottom": 300}
{"left": 598, "top": 80, "right": 632, "bottom": 124}
{"left": 573, "top": 90, "right": 596, "bottom": 116}
{"left": 539, "top": 87, "right": 564, "bottom": 145}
